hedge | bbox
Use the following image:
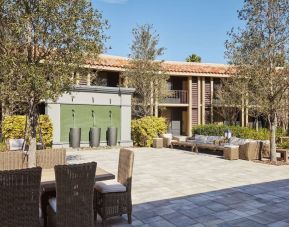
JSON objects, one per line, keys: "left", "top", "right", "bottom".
{"left": 192, "top": 124, "right": 284, "bottom": 141}
{"left": 2, "top": 115, "right": 53, "bottom": 147}
{"left": 0, "top": 142, "right": 7, "bottom": 152}
{"left": 131, "top": 116, "right": 167, "bottom": 147}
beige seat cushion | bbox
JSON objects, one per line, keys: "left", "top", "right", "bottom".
{"left": 48, "top": 197, "right": 57, "bottom": 212}
{"left": 95, "top": 180, "right": 126, "bottom": 193}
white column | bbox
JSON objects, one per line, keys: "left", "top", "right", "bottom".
{"left": 187, "top": 76, "right": 192, "bottom": 136}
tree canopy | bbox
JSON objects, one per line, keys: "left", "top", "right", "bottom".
{"left": 224, "top": 0, "right": 289, "bottom": 161}
{"left": 124, "top": 24, "right": 169, "bottom": 117}
{"left": 186, "top": 54, "right": 201, "bottom": 63}
{"left": 0, "top": 0, "right": 108, "bottom": 165}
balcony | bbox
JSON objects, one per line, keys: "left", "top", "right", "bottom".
{"left": 161, "top": 90, "right": 188, "bottom": 105}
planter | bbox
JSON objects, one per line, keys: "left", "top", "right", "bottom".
{"left": 36, "top": 148, "right": 66, "bottom": 169}
{"left": 69, "top": 128, "right": 81, "bottom": 148}
{"left": 89, "top": 128, "right": 101, "bottom": 147}
{"left": 0, "top": 149, "right": 67, "bottom": 170}
{"left": 107, "top": 127, "right": 118, "bottom": 146}
{"left": 0, "top": 151, "right": 27, "bottom": 170}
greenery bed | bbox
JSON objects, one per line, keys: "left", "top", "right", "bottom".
{"left": 192, "top": 124, "right": 284, "bottom": 141}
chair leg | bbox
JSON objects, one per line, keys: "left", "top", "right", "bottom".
{"left": 128, "top": 213, "right": 132, "bottom": 224}
{"left": 102, "top": 218, "right": 106, "bottom": 227}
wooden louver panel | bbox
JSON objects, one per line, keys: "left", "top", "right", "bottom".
{"left": 205, "top": 78, "right": 211, "bottom": 107}
{"left": 192, "top": 108, "right": 198, "bottom": 125}
{"left": 192, "top": 77, "right": 198, "bottom": 108}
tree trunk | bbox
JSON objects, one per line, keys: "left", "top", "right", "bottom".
{"left": 150, "top": 81, "right": 154, "bottom": 116}
{"left": 28, "top": 110, "right": 38, "bottom": 167}
{"left": 270, "top": 112, "right": 277, "bottom": 162}
{"left": 255, "top": 117, "right": 259, "bottom": 132}
{"left": 154, "top": 83, "right": 158, "bottom": 117}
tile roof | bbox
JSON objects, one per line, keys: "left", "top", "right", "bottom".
{"left": 86, "top": 54, "right": 235, "bottom": 76}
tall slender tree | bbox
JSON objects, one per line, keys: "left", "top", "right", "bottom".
{"left": 225, "top": 0, "right": 289, "bottom": 162}
{"left": 0, "top": 0, "right": 108, "bottom": 166}
{"left": 124, "top": 24, "right": 169, "bottom": 117}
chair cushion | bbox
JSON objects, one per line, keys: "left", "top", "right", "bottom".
{"left": 49, "top": 197, "right": 57, "bottom": 212}
{"left": 206, "top": 136, "right": 224, "bottom": 144}
{"left": 95, "top": 180, "right": 127, "bottom": 193}
{"left": 194, "top": 135, "right": 207, "bottom": 144}
{"left": 161, "top": 134, "right": 173, "bottom": 139}
{"left": 230, "top": 137, "right": 253, "bottom": 146}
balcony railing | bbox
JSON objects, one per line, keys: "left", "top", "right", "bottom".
{"left": 162, "top": 90, "right": 188, "bottom": 104}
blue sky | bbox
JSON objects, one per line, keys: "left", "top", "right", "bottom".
{"left": 92, "top": 0, "right": 244, "bottom": 64}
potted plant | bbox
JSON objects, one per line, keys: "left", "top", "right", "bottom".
{"left": 69, "top": 109, "right": 81, "bottom": 148}
{"left": 107, "top": 110, "right": 118, "bottom": 146}
{"left": 89, "top": 110, "right": 101, "bottom": 147}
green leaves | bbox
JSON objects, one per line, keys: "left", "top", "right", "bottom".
{"left": 125, "top": 24, "right": 169, "bottom": 117}
{"left": 186, "top": 54, "right": 201, "bottom": 63}
{"left": 192, "top": 124, "right": 286, "bottom": 141}
{"left": 2, "top": 115, "right": 53, "bottom": 147}
{"left": 131, "top": 116, "right": 167, "bottom": 147}
{"left": 0, "top": 0, "right": 108, "bottom": 141}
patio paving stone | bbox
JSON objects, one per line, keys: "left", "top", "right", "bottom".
{"left": 67, "top": 148, "right": 289, "bottom": 226}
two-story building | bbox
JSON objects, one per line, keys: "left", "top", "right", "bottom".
{"left": 59, "top": 54, "right": 249, "bottom": 139}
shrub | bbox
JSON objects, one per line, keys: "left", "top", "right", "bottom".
{"left": 192, "top": 124, "right": 274, "bottom": 141}
{"left": 131, "top": 116, "right": 168, "bottom": 147}
{"left": 279, "top": 141, "right": 289, "bottom": 149}
{"left": 2, "top": 115, "right": 53, "bottom": 147}
{"left": 0, "top": 142, "right": 7, "bottom": 152}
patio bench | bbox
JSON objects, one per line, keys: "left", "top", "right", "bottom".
{"left": 171, "top": 141, "right": 197, "bottom": 152}
{"left": 276, "top": 149, "right": 289, "bottom": 162}
{"left": 194, "top": 143, "right": 225, "bottom": 153}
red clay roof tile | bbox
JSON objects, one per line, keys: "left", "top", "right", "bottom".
{"left": 86, "top": 54, "right": 235, "bottom": 75}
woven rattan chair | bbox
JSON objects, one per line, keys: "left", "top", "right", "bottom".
{"left": 0, "top": 167, "right": 42, "bottom": 227}
{"left": 47, "top": 162, "right": 97, "bottom": 227}
{"left": 95, "top": 148, "right": 134, "bottom": 226}
{"left": 36, "top": 148, "right": 66, "bottom": 169}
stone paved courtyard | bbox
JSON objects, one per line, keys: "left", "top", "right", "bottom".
{"left": 67, "top": 148, "right": 289, "bottom": 227}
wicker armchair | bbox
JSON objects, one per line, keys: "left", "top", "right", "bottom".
{"left": 0, "top": 167, "right": 42, "bottom": 227}
{"left": 47, "top": 162, "right": 97, "bottom": 227}
{"left": 95, "top": 148, "right": 134, "bottom": 226}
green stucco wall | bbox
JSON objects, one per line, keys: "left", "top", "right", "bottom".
{"left": 60, "top": 104, "right": 121, "bottom": 142}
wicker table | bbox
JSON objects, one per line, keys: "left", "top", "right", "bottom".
{"left": 153, "top": 138, "right": 163, "bottom": 148}
{"left": 41, "top": 167, "right": 115, "bottom": 227}
{"left": 224, "top": 145, "right": 239, "bottom": 160}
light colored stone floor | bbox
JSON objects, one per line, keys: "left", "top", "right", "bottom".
{"left": 67, "top": 148, "right": 289, "bottom": 227}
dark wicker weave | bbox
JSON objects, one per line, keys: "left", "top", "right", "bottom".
{"left": 0, "top": 167, "right": 42, "bottom": 227}
{"left": 36, "top": 149, "right": 66, "bottom": 169}
{"left": 95, "top": 148, "right": 134, "bottom": 226}
{"left": 47, "top": 162, "right": 97, "bottom": 227}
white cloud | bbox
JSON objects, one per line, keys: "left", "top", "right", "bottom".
{"left": 99, "top": 0, "right": 128, "bottom": 4}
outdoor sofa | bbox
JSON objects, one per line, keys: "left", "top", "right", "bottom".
{"left": 172, "top": 134, "right": 270, "bottom": 161}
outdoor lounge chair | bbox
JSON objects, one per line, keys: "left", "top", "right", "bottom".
{"left": 47, "top": 162, "right": 97, "bottom": 227}
{"left": 0, "top": 167, "right": 42, "bottom": 227}
{"left": 95, "top": 148, "right": 134, "bottom": 226}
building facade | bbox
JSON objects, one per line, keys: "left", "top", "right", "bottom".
{"left": 84, "top": 55, "right": 251, "bottom": 137}
{"left": 50, "top": 54, "right": 250, "bottom": 144}
{"left": 46, "top": 86, "right": 135, "bottom": 147}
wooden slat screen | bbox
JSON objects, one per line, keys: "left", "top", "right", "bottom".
{"left": 205, "top": 78, "right": 211, "bottom": 107}
{"left": 192, "top": 108, "right": 198, "bottom": 125}
{"left": 192, "top": 77, "right": 198, "bottom": 108}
